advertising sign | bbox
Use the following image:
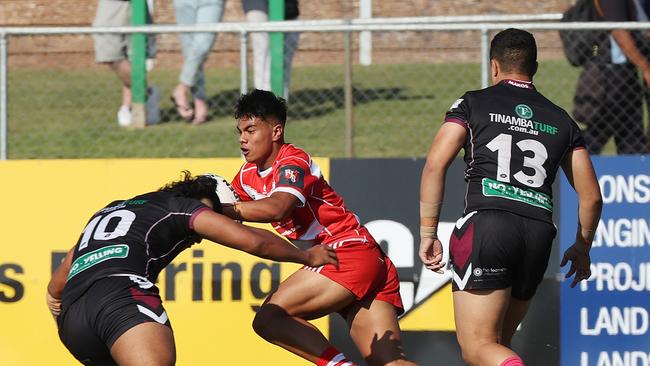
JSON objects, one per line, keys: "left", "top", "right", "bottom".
{"left": 0, "top": 159, "right": 328, "bottom": 365}
{"left": 560, "top": 156, "right": 650, "bottom": 366}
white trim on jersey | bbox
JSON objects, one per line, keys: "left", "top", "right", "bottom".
{"left": 144, "top": 212, "right": 194, "bottom": 278}
{"left": 308, "top": 159, "right": 323, "bottom": 179}
{"left": 257, "top": 166, "right": 272, "bottom": 177}
{"left": 464, "top": 126, "right": 476, "bottom": 213}
{"left": 242, "top": 183, "right": 266, "bottom": 201}
{"left": 310, "top": 195, "right": 334, "bottom": 207}
{"left": 238, "top": 166, "right": 258, "bottom": 200}
{"left": 272, "top": 186, "right": 306, "bottom": 205}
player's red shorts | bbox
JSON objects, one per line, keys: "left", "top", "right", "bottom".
{"left": 302, "top": 229, "right": 404, "bottom": 315}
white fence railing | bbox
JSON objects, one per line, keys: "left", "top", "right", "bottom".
{"left": 3, "top": 14, "right": 650, "bottom": 159}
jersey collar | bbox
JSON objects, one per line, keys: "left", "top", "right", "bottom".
{"left": 501, "top": 79, "right": 535, "bottom": 90}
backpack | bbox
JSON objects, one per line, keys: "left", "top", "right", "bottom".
{"left": 559, "top": 0, "right": 608, "bottom": 66}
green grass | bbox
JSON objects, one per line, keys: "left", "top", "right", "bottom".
{"left": 6, "top": 60, "right": 618, "bottom": 159}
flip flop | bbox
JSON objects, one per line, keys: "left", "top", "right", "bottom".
{"left": 170, "top": 96, "right": 194, "bottom": 121}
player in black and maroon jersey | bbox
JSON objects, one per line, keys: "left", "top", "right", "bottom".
{"left": 46, "top": 171, "right": 337, "bottom": 366}
{"left": 418, "top": 29, "right": 602, "bottom": 366}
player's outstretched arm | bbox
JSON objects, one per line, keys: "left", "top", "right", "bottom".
{"left": 419, "top": 122, "right": 466, "bottom": 273}
{"left": 47, "top": 246, "right": 74, "bottom": 317}
{"left": 224, "top": 192, "right": 300, "bottom": 223}
{"left": 560, "top": 148, "right": 603, "bottom": 287}
{"left": 193, "top": 209, "right": 337, "bottom": 267}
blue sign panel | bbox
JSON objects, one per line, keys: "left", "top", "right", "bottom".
{"left": 560, "top": 156, "right": 650, "bottom": 366}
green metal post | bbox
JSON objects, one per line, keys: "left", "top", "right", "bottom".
{"left": 269, "top": 0, "right": 284, "bottom": 97}
{"left": 131, "top": 0, "right": 147, "bottom": 128}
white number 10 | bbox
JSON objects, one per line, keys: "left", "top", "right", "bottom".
{"left": 486, "top": 133, "right": 548, "bottom": 188}
{"left": 78, "top": 210, "right": 136, "bottom": 251}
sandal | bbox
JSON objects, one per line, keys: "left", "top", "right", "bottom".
{"left": 170, "top": 96, "right": 194, "bottom": 121}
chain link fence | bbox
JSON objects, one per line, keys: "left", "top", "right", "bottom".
{"left": 2, "top": 20, "right": 650, "bottom": 159}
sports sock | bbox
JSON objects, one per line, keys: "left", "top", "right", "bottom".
{"left": 500, "top": 355, "right": 525, "bottom": 366}
{"left": 316, "top": 346, "right": 356, "bottom": 366}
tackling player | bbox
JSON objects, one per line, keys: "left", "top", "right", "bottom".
{"left": 419, "top": 29, "right": 602, "bottom": 366}
{"left": 47, "top": 171, "right": 337, "bottom": 366}
{"left": 221, "top": 89, "right": 417, "bottom": 366}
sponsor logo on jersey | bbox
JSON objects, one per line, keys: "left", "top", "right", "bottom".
{"left": 488, "top": 113, "right": 558, "bottom": 136}
{"left": 506, "top": 80, "right": 533, "bottom": 89}
{"left": 278, "top": 165, "right": 305, "bottom": 188}
{"left": 515, "top": 104, "right": 534, "bottom": 119}
{"left": 67, "top": 244, "right": 130, "bottom": 280}
{"left": 481, "top": 177, "right": 553, "bottom": 211}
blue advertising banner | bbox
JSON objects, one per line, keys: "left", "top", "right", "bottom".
{"left": 560, "top": 156, "right": 650, "bottom": 366}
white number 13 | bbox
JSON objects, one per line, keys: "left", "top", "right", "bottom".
{"left": 486, "top": 133, "right": 548, "bottom": 188}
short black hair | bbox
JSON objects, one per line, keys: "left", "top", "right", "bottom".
{"left": 234, "top": 89, "right": 287, "bottom": 126}
{"left": 489, "top": 28, "right": 537, "bottom": 77}
{"left": 159, "top": 171, "right": 222, "bottom": 213}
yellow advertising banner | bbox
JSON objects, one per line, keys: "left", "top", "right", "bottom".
{"left": 0, "top": 159, "right": 329, "bottom": 365}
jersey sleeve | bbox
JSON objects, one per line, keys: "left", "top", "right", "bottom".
{"left": 230, "top": 168, "right": 253, "bottom": 202}
{"left": 444, "top": 93, "right": 471, "bottom": 129}
{"left": 563, "top": 111, "right": 587, "bottom": 151}
{"left": 272, "top": 152, "right": 318, "bottom": 206}
{"left": 569, "top": 120, "right": 587, "bottom": 151}
{"left": 166, "top": 195, "right": 211, "bottom": 231}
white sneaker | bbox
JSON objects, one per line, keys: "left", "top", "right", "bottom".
{"left": 117, "top": 105, "right": 132, "bottom": 127}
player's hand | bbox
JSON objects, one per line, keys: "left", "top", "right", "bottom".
{"left": 46, "top": 291, "right": 62, "bottom": 319}
{"left": 560, "top": 242, "right": 592, "bottom": 288}
{"left": 305, "top": 245, "right": 338, "bottom": 268}
{"left": 419, "top": 237, "right": 445, "bottom": 274}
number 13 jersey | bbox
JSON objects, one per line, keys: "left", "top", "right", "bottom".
{"left": 445, "top": 79, "right": 586, "bottom": 223}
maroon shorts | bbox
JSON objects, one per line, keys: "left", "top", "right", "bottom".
{"left": 303, "top": 237, "right": 404, "bottom": 315}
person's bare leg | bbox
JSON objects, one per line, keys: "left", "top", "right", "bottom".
{"left": 192, "top": 98, "right": 208, "bottom": 125}
{"left": 110, "top": 322, "right": 175, "bottom": 366}
{"left": 500, "top": 297, "right": 530, "bottom": 348}
{"left": 172, "top": 83, "right": 194, "bottom": 120}
{"left": 347, "top": 299, "right": 417, "bottom": 366}
{"left": 110, "top": 59, "right": 131, "bottom": 88}
{"left": 110, "top": 60, "right": 132, "bottom": 109}
{"left": 252, "top": 269, "right": 356, "bottom": 363}
{"left": 122, "top": 85, "right": 132, "bottom": 109}
{"left": 453, "top": 288, "right": 520, "bottom": 366}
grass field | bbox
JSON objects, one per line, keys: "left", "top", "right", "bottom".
{"left": 6, "top": 59, "right": 621, "bottom": 159}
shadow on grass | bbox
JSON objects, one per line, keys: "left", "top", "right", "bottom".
{"left": 289, "top": 86, "right": 435, "bottom": 120}
{"left": 158, "top": 86, "right": 434, "bottom": 123}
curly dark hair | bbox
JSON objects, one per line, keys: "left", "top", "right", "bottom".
{"left": 159, "top": 171, "right": 222, "bottom": 213}
{"left": 234, "top": 89, "right": 287, "bottom": 126}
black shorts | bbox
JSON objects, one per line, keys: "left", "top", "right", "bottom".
{"left": 448, "top": 210, "right": 556, "bottom": 300}
{"left": 58, "top": 274, "right": 172, "bottom": 365}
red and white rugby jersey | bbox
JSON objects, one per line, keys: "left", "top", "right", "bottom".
{"left": 231, "top": 144, "right": 367, "bottom": 245}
